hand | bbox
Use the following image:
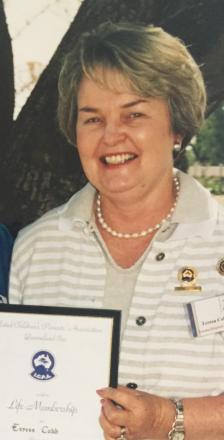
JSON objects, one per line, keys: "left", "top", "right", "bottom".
{"left": 97, "top": 386, "right": 175, "bottom": 440}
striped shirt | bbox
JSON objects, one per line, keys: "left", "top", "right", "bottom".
{"left": 9, "top": 170, "right": 224, "bottom": 399}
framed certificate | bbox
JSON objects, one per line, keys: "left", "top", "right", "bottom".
{"left": 0, "top": 304, "right": 120, "bottom": 439}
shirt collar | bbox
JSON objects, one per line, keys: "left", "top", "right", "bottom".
{"left": 166, "top": 169, "right": 218, "bottom": 240}
{"left": 58, "top": 183, "right": 95, "bottom": 231}
{"left": 58, "top": 171, "right": 219, "bottom": 240}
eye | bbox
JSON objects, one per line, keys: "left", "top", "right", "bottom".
{"left": 84, "top": 116, "right": 102, "bottom": 125}
{"left": 128, "top": 112, "right": 144, "bottom": 119}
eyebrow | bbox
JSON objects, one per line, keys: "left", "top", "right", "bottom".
{"left": 78, "top": 99, "right": 148, "bottom": 113}
{"left": 122, "top": 99, "right": 147, "bottom": 109}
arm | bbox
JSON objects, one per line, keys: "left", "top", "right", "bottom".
{"left": 97, "top": 386, "right": 224, "bottom": 440}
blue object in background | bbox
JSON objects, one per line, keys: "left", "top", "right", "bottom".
{"left": 0, "top": 224, "right": 14, "bottom": 303}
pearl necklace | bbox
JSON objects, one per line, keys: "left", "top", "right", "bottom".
{"left": 96, "top": 176, "right": 180, "bottom": 239}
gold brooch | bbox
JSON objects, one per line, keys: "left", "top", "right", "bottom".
{"left": 175, "top": 266, "right": 202, "bottom": 292}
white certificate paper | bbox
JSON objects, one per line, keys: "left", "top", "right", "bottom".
{"left": 0, "top": 305, "right": 120, "bottom": 439}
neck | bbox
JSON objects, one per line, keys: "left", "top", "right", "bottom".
{"left": 96, "top": 175, "right": 180, "bottom": 239}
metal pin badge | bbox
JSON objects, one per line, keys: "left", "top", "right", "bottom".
{"left": 175, "top": 266, "right": 202, "bottom": 292}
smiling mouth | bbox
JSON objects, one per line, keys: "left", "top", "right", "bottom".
{"left": 102, "top": 153, "right": 137, "bottom": 165}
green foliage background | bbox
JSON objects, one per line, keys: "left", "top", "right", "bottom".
{"left": 185, "top": 104, "right": 224, "bottom": 194}
{"left": 193, "top": 105, "right": 224, "bottom": 164}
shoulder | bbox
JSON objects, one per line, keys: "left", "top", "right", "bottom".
{"left": 10, "top": 204, "right": 68, "bottom": 271}
{"left": 13, "top": 202, "right": 67, "bottom": 253}
{"left": 13, "top": 184, "right": 95, "bottom": 254}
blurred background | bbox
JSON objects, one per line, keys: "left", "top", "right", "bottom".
{"left": 5, "top": 0, "right": 81, "bottom": 116}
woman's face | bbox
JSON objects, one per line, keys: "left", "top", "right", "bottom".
{"left": 76, "top": 71, "right": 178, "bottom": 202}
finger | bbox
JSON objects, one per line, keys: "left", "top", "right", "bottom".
{"left": 99, "top": 405, "right": 123, "bottom": 439}
{"left": 97, "top": 386, "right": 139, "bottom": 410}
{"left": 101, "top": 398, "right": 127, "bottom": 426}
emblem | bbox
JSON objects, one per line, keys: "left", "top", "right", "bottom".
{"left": 217, "top": 258, "right": 224, "bottom": 276}
{"left": 175, "top": 266, "right": 201, "bottom": 292}
{"left": 31, "top": 350, "right": 55, "bottom": 381}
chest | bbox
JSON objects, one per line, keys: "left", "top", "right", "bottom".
{"left": 99, "top": 229, "right": 155, "bottom": 268}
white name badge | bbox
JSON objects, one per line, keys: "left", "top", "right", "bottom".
{"left": 187, "top": 294, "right": 224, "bottom": 337}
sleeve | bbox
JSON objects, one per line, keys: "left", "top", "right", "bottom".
{"left": 0, "top": 224, "right": 14, "bottom": 303}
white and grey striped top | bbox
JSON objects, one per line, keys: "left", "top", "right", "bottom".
{"left": 9, "top": 170, "right": 224, "bottom": 399}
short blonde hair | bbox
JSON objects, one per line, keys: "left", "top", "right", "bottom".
{"left": 58, "top": 21, "right": 206, "bottom": 146}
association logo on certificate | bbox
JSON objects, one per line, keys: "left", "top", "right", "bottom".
{"left": 0, "top": 304, "right": 120, "bottom": 439}
{"left": 31, "top": 350, "right": 55, "bottom": 380}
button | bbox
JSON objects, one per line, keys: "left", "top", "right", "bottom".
{"left": 136, "top": 316, "right": 146, "bottom": 326}
{"left": 126, "top": 382, "right": 138, "bottom": 389}
{"left": 156, "top": 252, "right": 165, "bottom": 261}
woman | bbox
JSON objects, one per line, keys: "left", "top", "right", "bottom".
{"left": 0, "top": 223, "right": 13, "bottom": 303}
{"left": 9, "top": 22, "right": 224, "bottom": 439}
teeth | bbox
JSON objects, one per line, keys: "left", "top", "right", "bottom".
{"left": 104, "top": 153, "right": 135, "bottom": 165}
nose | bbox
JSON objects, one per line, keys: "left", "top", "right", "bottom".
{"left": 102, "top": 120, "right": 126, "bottom": 146}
